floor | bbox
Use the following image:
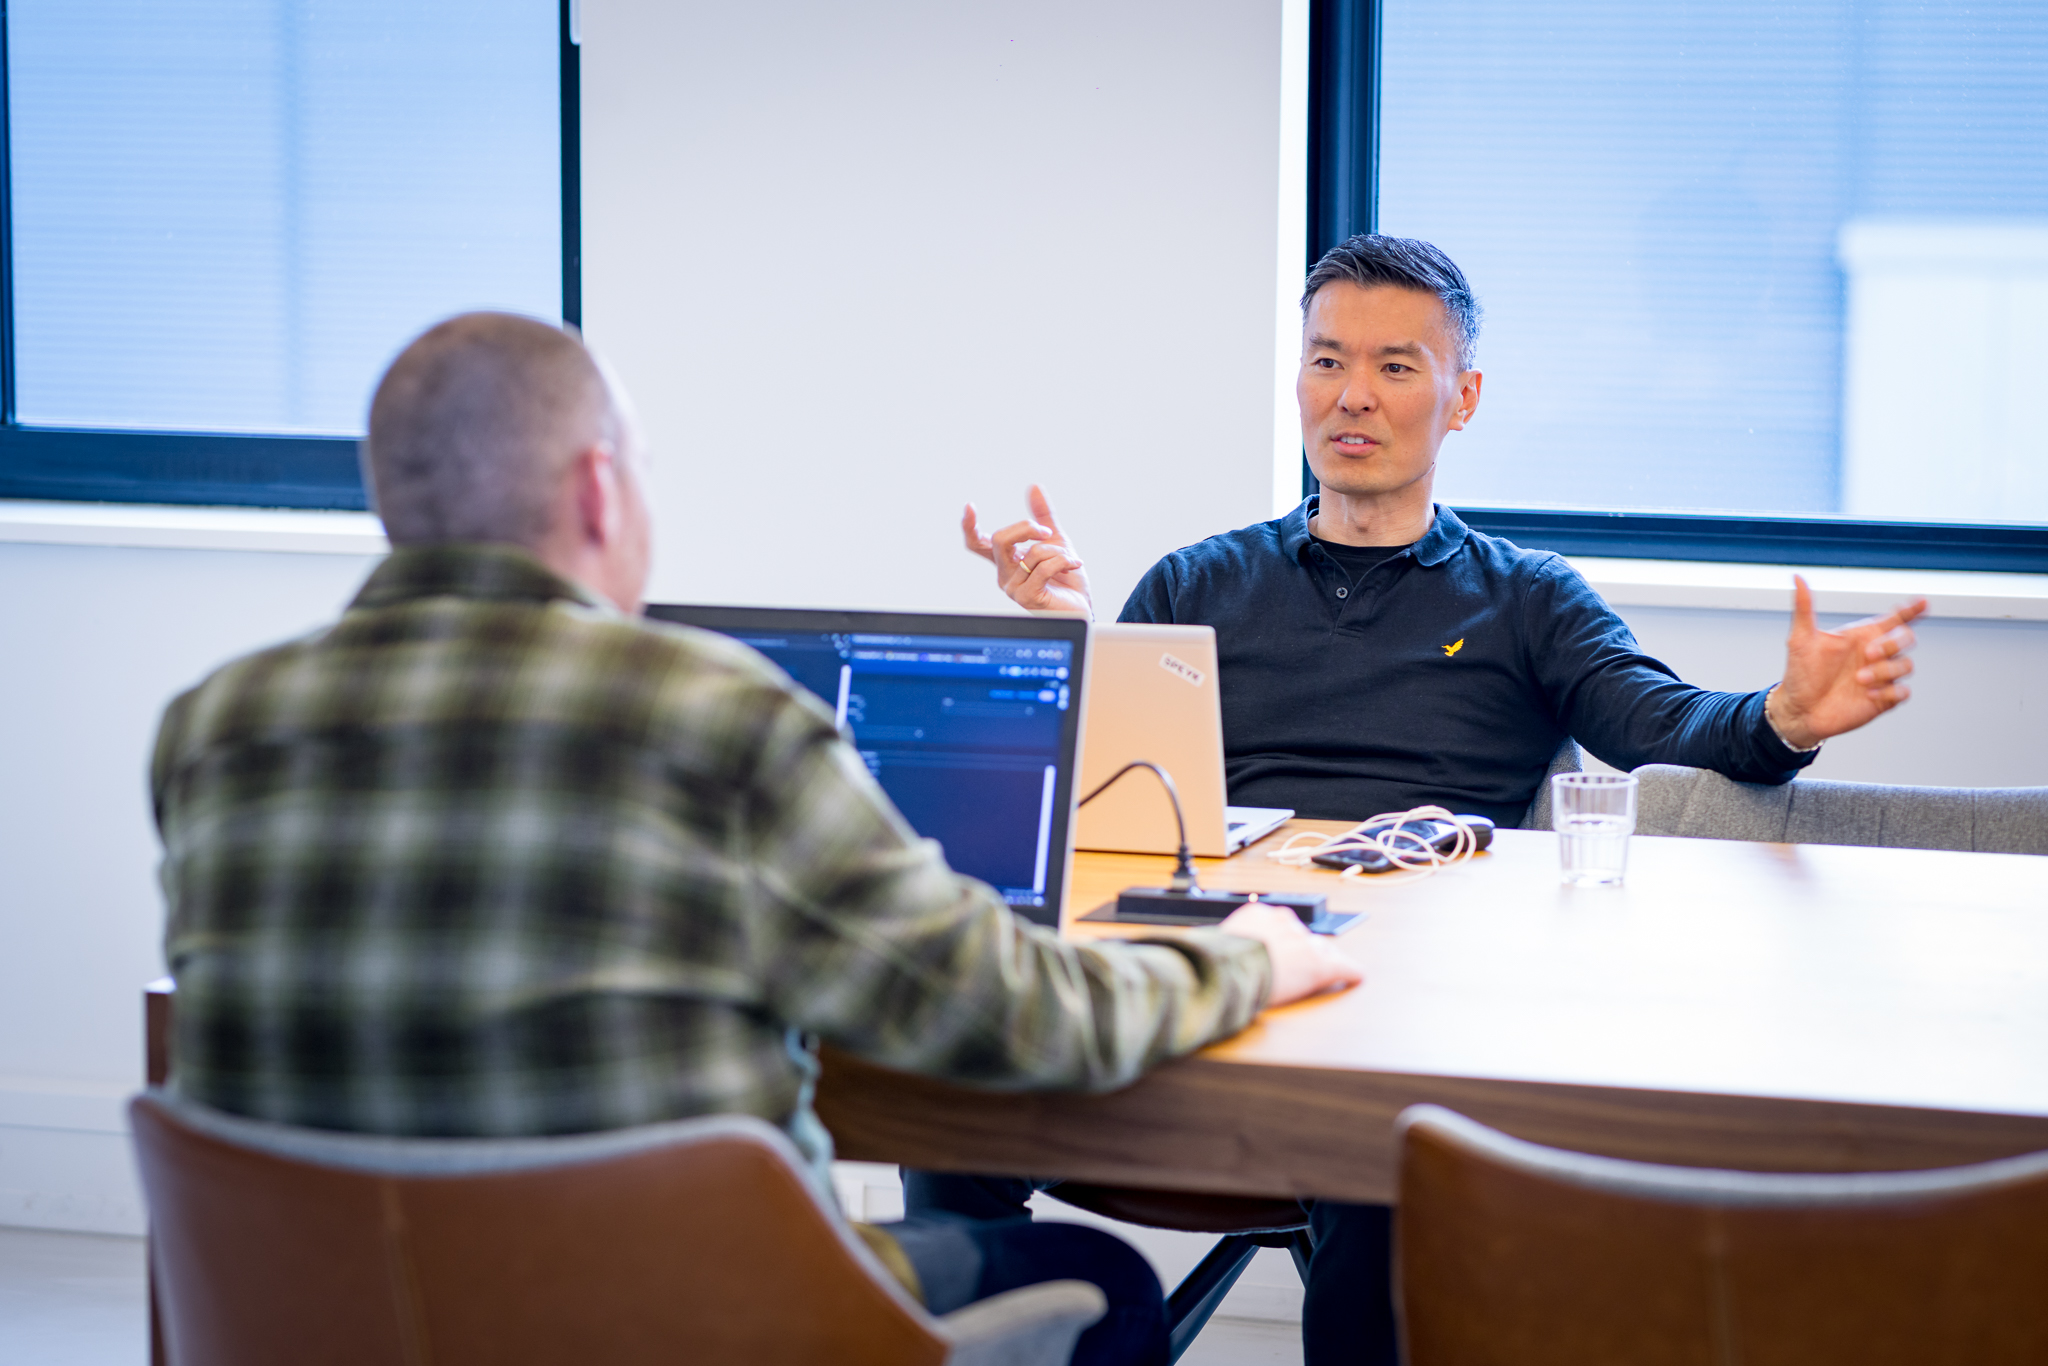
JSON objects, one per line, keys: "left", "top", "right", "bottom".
{"left": 0, "top": 1227, "right": 148, "bottom": 1366}
{"left": 0, "top": 1223, "right": 1300, "bottom": 1365}
{"left": 1179, "top": 1316, "right": 1304, "bottom": 1365}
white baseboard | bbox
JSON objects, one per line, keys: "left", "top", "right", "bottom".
{"left": 0, "top": 1127, "right": 145, "bottom": 1236}
{"left": 0, "top": 1079, "right": 146, "bottom": 1236}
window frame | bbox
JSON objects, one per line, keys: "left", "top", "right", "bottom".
{"left": 1306, "top": 0, "right": 2048, "bottom": 575}
{"left": 0, "top": 0, "right": 581, "bottom": 512}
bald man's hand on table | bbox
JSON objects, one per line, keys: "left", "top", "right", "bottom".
{"left": 962, "top": 484, "right": 1096, "bottom": 618}
{"left": 1219, "top": 901, "right": 1365, "bottom": 1007}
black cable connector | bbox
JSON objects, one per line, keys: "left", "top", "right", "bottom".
{"left": 1078, "top": 759, "right": 1327, "bottom": 927}
{"left": 1078, "top": 759, "right": 1199, "bottom": 891}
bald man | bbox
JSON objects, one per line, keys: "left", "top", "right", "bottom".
{"left": 150, "top": 312, "right": 1359, "bottom": 1365}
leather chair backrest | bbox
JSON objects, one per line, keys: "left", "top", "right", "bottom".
{"left": 1633, "top": 764, "right": 2048, "bottom": 854}
{"left": 1396, "top": 1103, "right": 2048, "bottom": 1366}
{"left": 131, "top": 1092, "right": 946, "bottom": 1366}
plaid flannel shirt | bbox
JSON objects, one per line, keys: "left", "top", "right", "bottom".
{"left": 153, "top": 545, "right": 1270, "bottom": 1177}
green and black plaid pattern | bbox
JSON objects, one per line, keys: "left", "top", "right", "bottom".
{"left": 153, "top": 544, "right": 1268, "bottom": 1171}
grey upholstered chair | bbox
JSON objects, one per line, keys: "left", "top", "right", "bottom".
{"left": 1518, "top": 738, "right": 1584, "bottom": 830}
{"left": 1632, "top": 765, "right": 2048, "bottom": 855}
{"left": 132, "top": 1090, "right": 1103, "bottom": 1366}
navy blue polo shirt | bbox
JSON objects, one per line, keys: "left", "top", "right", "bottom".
{"left": 1118, "top": 500, "right": 1814, "bottom": 824}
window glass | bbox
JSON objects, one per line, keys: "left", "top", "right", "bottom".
{"left": 1378, "top": 1, "right": 2048, "bottom": 525}
{"left": 8, "top": 0, "right": 560, "bottom": 435}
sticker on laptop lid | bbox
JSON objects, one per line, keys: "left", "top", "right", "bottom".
{"left": 1159, "top": 653, "right": 1205, "bottom": 687}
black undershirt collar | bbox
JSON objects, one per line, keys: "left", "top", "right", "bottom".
{"left": 1309, "top": 535, "right": 1417, "bottom": 587}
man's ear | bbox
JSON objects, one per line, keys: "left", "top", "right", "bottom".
{"left": 1448, "top": 370, "right": 1483, "bottom": 430}
{"left": 570, "top": 444, "right": 622, "bottom": 548}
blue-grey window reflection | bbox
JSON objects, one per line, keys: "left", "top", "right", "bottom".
{"left": 1380, "top": 1, "right": 2048, "bottom": 524}
{"left": 8, "top": 0, "right": 559, "bottom": 436}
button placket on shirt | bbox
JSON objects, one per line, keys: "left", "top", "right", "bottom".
{"left": 1318, "top": 544, "right": 1351, "bottom": 630}
{"left": 1308, "top": 547, "right": 1353, "bottom": 621}
{"left": 1344, "top": 554, "right": 1410, "bottom": 625}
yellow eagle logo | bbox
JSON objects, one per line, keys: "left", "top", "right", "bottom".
{"left": 1442, "top": 638, "right": 1465, "bottom": 657}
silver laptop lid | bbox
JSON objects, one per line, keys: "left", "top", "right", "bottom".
{"left": 1075, "top": 623, "right": 1234, "bottom": 857}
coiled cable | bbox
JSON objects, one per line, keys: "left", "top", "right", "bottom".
{"left": 1265, "top": 805, "right": 1487, "bottom": 880}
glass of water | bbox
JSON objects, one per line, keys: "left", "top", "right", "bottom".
{"left": 1552, "top": 772, "right": 1638, "bottom": 887}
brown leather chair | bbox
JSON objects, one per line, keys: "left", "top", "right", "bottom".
{"left": 1396, "top": 1103, "right": 2048, "bottom": 1366}
{"left": 131, "top": 1091, "right": 1104, "bottom": 1366}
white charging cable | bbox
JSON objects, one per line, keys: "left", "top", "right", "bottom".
{"left": 1266, "top": 805, "right": 1486, "bottom": 880}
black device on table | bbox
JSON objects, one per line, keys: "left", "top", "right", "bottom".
{"left": 1100, "top": 886, "right": 1336, "bottom": 929}
{"left": 1068, "top": 759, "right": 1358, "bottom": 935}
{"left": 1309, "top": 814, "right": 1497, "bottom": 874}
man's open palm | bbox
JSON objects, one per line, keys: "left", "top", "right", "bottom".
{"left": 1770, "top": 576, "right": 1928, "bottom": 750}
{"left": 962, "top": 484, "right": 1096, "bottom": 617}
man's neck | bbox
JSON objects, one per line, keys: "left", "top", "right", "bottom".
{"left": 532, "top": 539, "right": 640, "bottom": 614}
{"left": 1307, "top": 484, "right": 1435, "bottom": 547}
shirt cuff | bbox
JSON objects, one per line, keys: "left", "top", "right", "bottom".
{"left": 1761, "top": 685, "right": 1823, "bottom": 756}
{"left": 1131, "top": 926, "right": 1274, "bottom": 1024}
{"left": 1753, "top": 688, "right": 1822, "bottom": 771}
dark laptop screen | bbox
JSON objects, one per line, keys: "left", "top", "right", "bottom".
{"left": 645, "top": 605, "right": 1087, "bottom": 927}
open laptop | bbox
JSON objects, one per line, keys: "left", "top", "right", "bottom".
{"left": 1075, "top": 623, "right": 1292, "bottom": 857}
{"left": 644, "top": 604, "right": 1088, "bottom": 928}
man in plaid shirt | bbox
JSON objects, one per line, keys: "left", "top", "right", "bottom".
{"left": 152, "top": 312, "right": 1361, "bottom": 1364}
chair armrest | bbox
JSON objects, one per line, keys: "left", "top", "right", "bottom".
{"left": 936, "top": 1280, "right": 1107, "bottom": 1366}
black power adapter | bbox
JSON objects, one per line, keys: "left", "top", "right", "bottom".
{"left": 1112, "top": 887, "right": 1328, "bottom": 926}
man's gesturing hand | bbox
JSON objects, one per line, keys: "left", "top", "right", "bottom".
{"left": 1767, "top": 575, "right": 1929, "bottom": 751}
{"left": 1218, "top": 902, "right": 1365, "bottom": 1007}
{"left": 961, "top": 484, "right": 1095, "bottom": 617}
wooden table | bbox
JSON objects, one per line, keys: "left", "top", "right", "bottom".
{"left": 816, "top": 822, "right": 2048, "bottom": 1204}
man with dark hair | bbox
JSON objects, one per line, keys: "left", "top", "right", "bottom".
{"left": 1307, "top": 233, "right": 1484, "bottom": 368}
{"left": 965, "top": 232, "right": 1926, "bottom": 823}
{"left": 152, "top": 311, "right": 1365, "bottom": 1366}
{"left": 944, "top": 235, "right": 1928, "bottom": 1363}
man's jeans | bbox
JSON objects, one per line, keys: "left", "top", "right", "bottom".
{"left": 886, "top": 1210, "right": 1169, "bottom": 1366}
{"left": 903, "top": 1171, "right": 1397, "bottom": 1366}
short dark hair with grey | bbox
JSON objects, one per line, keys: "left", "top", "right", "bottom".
{"left": 1301, "top": 234, "right": 1481, "bottom": 371}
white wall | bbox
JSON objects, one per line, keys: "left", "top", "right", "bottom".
{"left": 0, "top": 542, "right": 376, "bottom": 1233}
{"left": 580, "top": 0, "right": 1288, "bottom": 618}
{"left": 1603, "top": 603, "right": 2048, "bottom": 788}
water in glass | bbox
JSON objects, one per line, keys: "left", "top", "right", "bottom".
{"left": 1551, "top": 772, "right": 1638, "bottom": 887}
{"left": 1558, "top": 812, "right": 1631, "bottom": 886}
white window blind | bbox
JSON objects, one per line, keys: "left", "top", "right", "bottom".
{"left": 1379, "top": 0, "right": 2048, "bottom": 525}
{"left": 8, "top": 0, "right": 561, "bottom": 436}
